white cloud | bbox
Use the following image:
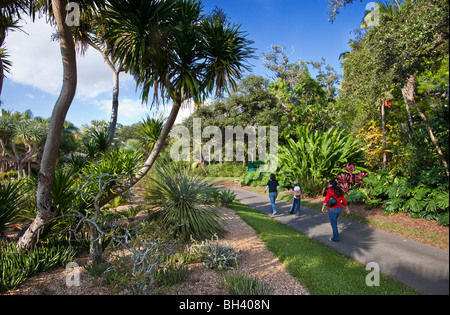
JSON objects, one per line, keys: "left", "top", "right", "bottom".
{"left": 93, "top": 97, "right": 151, "bottom": 120}
{"left": 6, "top": 16, "right": 133, "bottom": 101}
{"left": 7, "top": 17, "right": 62, "bottom": 95}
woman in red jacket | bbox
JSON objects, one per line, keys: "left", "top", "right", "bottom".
{"left": 321, "top": 179, "right": 350, "bottom": 242}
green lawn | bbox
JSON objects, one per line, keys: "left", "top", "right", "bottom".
{"left": 228, "top": 201, "right": 419, "bottom": 295}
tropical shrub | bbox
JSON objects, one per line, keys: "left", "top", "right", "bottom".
{"left": 145, "top": 160, "right": 225, "bottom": 241}
{"left": 136, "top": 115, "right": 165, "bottom": 155}
{"left": 0, "top": 181, "right": 25, "bottom": 236}
{"left": 238, "top": 168, "right": 270, "bottom": 188}
{"left": 351, "top": 169, "right": 449, "bottom": 225}
{"left": 82, "top": 128, "right": 112, "bottom": 158}
{"left": 336, "top": 164, "right": 368, "bottom": 194}
{"left": 278, "top": 125, "right": 363, "bottom": 196}
{"left": 77, "top": 148, "right": 142, "bottom": 209}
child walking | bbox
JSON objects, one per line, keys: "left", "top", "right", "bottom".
{"left": 289, "top": 181, "right": 301, "bottom": 216}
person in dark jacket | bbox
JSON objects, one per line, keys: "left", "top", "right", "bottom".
{"left": 321, "top": 179, "right": 350, "bottom": 242}
{"left": 264, "top": 174, "right": 280, "bottom": 215}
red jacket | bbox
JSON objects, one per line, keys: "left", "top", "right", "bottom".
{"left": 324, "top": 188, "right": 348, "bottom": 209}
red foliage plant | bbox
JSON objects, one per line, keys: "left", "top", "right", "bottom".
{"left": 336, "top": 164, "right": 368, "bottom": 194}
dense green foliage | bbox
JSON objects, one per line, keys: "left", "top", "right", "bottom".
{"left": 0, "top": 0, "right": 448, "bottom": 294}
{"left": 348, "top": 169, "right": 449, "bottom": 225}
{"left": 278, "top": 125, "right": 363, "bottom": 196}
{"left": 186, "top": 0, "right": 449, "bottom": 224}
{"left": 0, "top": 181, "right": 25, "bottom": 235}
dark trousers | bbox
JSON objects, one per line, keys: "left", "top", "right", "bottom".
{"left": 289, "top": 197, "right": 301, "bottom": 215}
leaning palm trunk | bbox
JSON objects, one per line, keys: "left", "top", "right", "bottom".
{"left": 98, "top": 101, "right": 181, "bottom": 208}
{"left": 17, "top": 0, "right": 78, "bottom": 250}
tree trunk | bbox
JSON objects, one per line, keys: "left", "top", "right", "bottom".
{"left": 99, "top": 100, "right": 182, "bottom": 207}
{"left": 17, "top": 0, "right": 78, "bottom": 250}
{"left": 17, "top": 160, "right": 24, "bottom": 178}
{"left": 381, "top": 99, "right": 387, "bottom": 169}
{"left": 401, "top": 87, "right": 415, "bottom": 135}
{"left": 89, "top": 224, "right": 103, "bottom": 263}
{"left": 88, "top": 39, "right": 123, "bottom": 144}
{"left": 0, "top": 57, "right": 4, "bottom": 98}
{"left": 0, "top": 27, "right": 5, "bottom": 98}
{"left": 403, "top": 75, "right": 449, "bottom": 176}
{"left": 108, "top": 70, "right": 120, "bottom": 143}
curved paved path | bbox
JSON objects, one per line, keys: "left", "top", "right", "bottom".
{"left": 224, "top": 186, "right": 449, "bottom": 295}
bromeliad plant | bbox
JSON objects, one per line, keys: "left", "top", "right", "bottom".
{"left": 336, "top": 164, "right": 368, "bottom": 194}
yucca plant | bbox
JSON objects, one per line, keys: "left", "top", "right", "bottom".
{"left": 145, "top": 160, "right": 224, "bottom": 241}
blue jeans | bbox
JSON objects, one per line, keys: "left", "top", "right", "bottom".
{"left": 289, "top": 198, "right": 301, "bottom": 215}
{"left": 269, "top": 192, "right": 278, "bottom": 214}
{"left": 328, "top": 207, "right": 342, "bottom": 242}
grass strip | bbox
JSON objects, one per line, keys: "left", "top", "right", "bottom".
{"left": 228, "top": 201, "right": 419, "bottom": 295}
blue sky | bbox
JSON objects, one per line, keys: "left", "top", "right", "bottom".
{"left": 1, "top": 0, "right": 373, "bottom": 129}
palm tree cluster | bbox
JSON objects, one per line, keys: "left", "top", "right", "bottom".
{"left": 1, "top": 0, "right": 254, "bottom": 250}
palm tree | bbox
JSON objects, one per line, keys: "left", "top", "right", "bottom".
{"left": 17, "top": 0, "right": 106, "bottom": 250}
{"left": 70, "top": 9, "right": 125, "bottom": 143}
{"left": 98, "top": 0, "right": 254, "bottom": 206}
{"left": 0, "top": 110, "right": 48, "bottom": 178}
{"left": 17, "top": 0, "right": 253, "bottom": 249}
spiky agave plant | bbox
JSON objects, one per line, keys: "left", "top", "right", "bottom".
{"left": 145, "top": 159, "right": 223, "bottom": 242}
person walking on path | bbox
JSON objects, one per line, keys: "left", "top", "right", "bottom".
{"left": 321, "top": 179, "right": 350, "bottom": 242}
{"left": 264, "top": 174, "right": 280, "bottom": 215}
{"left": 289, "top": 181, "right": 301, "bottom": 216}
